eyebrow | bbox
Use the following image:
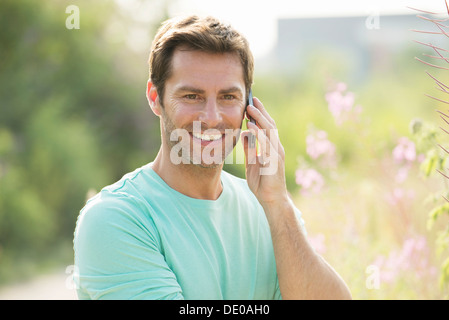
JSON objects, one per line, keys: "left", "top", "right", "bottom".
{"left": 175, "top": 85, "right": 243, "bottom": 95}
{"left": 218, "top": 86, "right": 244, "bottom": 95}
{"left": 175, "top": 86, "right": 205, "bottom": 94}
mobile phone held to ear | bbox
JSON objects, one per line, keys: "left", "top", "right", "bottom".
{"left": 247, "top": 89, "right": 256, "bottom": 125}
{"left": 247, "top": 89, "right": 256, "bottom": 147}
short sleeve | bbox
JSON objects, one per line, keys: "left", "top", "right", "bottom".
{"left": 73, "top": 194, "right": 184, "bottom": 300}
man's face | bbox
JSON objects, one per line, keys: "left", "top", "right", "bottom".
{"left": 157, "top": 48, "right": 246, "bottom": 168}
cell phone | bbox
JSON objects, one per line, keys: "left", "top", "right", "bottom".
{"left": 247, "top": 89, "right": 256, "bottom": 125}
{"left": 247, "top": 88, "right": 256, "bottom": 147}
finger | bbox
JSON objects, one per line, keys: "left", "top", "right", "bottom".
{"left": 253, "top": 97, "right": 276, "bottom": 127}
{"left": 241, "top": 130, "right": 257, "bottom": 166}
{"left": 246, "top": 105, "right": 278, "bottom": 143}
{"left": 247, "top": 120, "right": 282, "bottom": 157}
{"left": 246, "top": 104, "right": 274, "bottom": 130}
{"left": 247, "top": 122, "right": 276, "bottom": 166}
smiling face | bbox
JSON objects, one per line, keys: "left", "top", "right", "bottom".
{"left": 149, "top": 48, "right": 246, "bottom": 168}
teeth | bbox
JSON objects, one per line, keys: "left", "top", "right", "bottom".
{"left": 192, "top": 132, "right": 222, "bottom": 141}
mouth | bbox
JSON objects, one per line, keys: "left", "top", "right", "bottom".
{"left": 191, "top": 132, "right": 223, "bottom": 141}
{"left": 190, "top": 131, "right": 226, "bottom": 147}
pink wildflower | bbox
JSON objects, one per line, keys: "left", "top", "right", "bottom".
{"left": 372, "top": 235, "right": 436, "bottom": 284}
{"left": 392, "top": 137, "right": 418, "bottom": 183}
{"left": 392, "top": 137, "right": 416, "bottom": 164}
{"left": 325, "top": 82, "right": 362, "bottom": 126}
{"left": 295, "top": 168, "right": 324, "bottom": 195}
{"left": 306, "top": 130, "right": 337, "bottom": 168}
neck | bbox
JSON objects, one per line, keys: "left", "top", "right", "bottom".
{"left": 151, "top": 147, "right": 223, "bottom": 200}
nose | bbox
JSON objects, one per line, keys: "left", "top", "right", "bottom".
{"left": 199, "top": 97, "right": 222, "bottom": 128}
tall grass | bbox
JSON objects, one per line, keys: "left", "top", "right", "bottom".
{"left": 288, "top": 80, "right": 445, "bottom": 299}
{"left": 410, "top": 2, "right": 449, "bottom": 297}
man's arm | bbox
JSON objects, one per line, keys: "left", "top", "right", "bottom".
{"left": 262, "top": 198, "right": 351, "bottom": 299}
{"left": 242, "top": 97, "right": 352, "bottom": 300}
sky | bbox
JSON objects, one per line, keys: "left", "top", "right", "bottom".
{"left": 116, "top": 0, "right": 447, "bottom": 58}
{"left": 169, "top": 0, "right": 446, "bottom": 58}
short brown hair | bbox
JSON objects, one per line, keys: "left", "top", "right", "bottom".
{"left": 148, "top": 15, "right": 254, "bottom": 101}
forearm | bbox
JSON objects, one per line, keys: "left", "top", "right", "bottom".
{"left": 263, "top": 199, "right": 352, "bottom": 300}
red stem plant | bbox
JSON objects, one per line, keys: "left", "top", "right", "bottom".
{"left": 411, "top": 1, "right": 449, "bottom": 296}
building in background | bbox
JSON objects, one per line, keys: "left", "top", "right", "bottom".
{"left": 262, "top": 13, "right": 445, "bottom": 82}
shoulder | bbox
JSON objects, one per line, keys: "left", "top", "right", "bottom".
{"left": 74, "top": 165, "right": 161, "bottom": 254}
{"left": 78, "top": 163, "right": 156, "bottom": 224}
{"left": 74, "top": 191, "right": 157, "bottom": 254}
{"left": 73, "top": 188, "right": 164, "bottom": 277}
{"left": 76, "top": 191, "right": 146, "bottom": 229}
{"left": 73, "top": 189, "right": 181, "bottom": 300}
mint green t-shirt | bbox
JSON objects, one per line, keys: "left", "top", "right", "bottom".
{"left": 74, "top": 163, "right": 302, "bottom": 300}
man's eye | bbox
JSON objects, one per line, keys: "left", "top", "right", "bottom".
{"left": 185, "top": 94, "right": 198, "bottom": 99}
{"left": 223, "top": 95, "right": 235, "bottom": 100}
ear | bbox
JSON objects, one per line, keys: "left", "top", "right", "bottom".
{"left": 146, "top": 80, "right": 161, "bottom": 116}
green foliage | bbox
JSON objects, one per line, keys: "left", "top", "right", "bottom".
{"left": 0, "top": 0, "right": 159, "bottom": 283}
{"left": 441, "top": 256, "right": 449, "bottom": 297}
{"left": 428, "top": 204, "right": 449, "bottom": 230}
{"left": 410, "top": 5, "right": 449, "bottom": 296}
{"left": 412, "top": 117, "right": 449, "bottom": 295}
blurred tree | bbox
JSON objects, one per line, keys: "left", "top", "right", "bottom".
{"left": 0, "top": 0, "right": 161, "bottom": 283}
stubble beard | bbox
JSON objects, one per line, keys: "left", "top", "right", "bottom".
{"left": 160, "top": 109, "right": 240, "bottom": 169}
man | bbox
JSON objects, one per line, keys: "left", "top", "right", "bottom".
{"left": 73, "top": 15, "right": 351, "bottom": 300}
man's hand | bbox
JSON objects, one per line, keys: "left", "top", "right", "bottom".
{"left": 241, "top": 96, "right": 352, "bottom": 300}
{"left": 242, "top": 96, "right": 289, "bottom": 209}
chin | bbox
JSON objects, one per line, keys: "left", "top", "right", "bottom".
{"left": 196, "top": 162, "right": 222, "bottom": 169}
{"left": 186, "top": 156, "right": 224, "bottom": 169}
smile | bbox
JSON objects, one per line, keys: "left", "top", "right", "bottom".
{"left": 191, "top": 132, "right": 223, "bottom": 141}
